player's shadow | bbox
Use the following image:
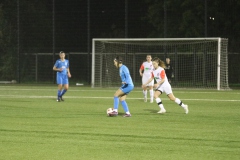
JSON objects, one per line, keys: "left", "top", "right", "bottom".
{"left": 117, "top": 112, "right": 125, "bottom": 116}
{"left": 143, "top": 109, "right": 159, "bottom": 113}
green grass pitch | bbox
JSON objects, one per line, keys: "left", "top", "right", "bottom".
{"left": 0, "top": 85, "right": 239, "bottom": 160}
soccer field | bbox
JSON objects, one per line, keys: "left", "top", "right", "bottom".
{"left": 0, "top": 85, "right": 239, "bottom": 160}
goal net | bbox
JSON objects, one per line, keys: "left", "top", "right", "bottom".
{"left": 92, "top": 38, "right": 229, "bottom": 90}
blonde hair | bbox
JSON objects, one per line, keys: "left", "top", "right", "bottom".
{"left": 153, "top": 57, "right": 166, "bottom": 68}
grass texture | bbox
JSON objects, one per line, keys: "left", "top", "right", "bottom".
{"left": 0, "top": 85, "right": 239, "bottom": 160}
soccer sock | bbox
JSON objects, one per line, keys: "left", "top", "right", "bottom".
{"left": 149, "top": 89, "right": 154, "bottom": 100}
{"left": 155, "top": 98, "right": 165, "bottom": 110}
{"left": 143, "top": 90, "right": 147, "bottom": 98}
{"left": 121, "top": 100, "right": 130, "bottom": 113}
{"left": 175, "top": 98, "right": 186, "bottom": 108}
{"left": 113, "top": 96, "right": 119, "bottom": 111}
{"left": 57, "top": 90, "right": 61, "bottom": 98}
{"left": 60, "top": 89, "right": 67, "bottom": 97}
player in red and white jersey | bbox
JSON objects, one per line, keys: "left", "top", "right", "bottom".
{"left": 139, "top": 55, "right": 154, "bottom": 103}
{"left": 142, "top": 57, "right": 188, "bottom": 114}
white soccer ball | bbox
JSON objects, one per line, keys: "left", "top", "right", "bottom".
{"left": 106, "top": 108, "right": 113, "bottom": 116}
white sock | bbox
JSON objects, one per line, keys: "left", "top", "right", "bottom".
{"left": 175, "top": 98, "right": 186, "bottom": 108}
{"left": 149, "top": 89, "right": 154, "bottom": 100}
{"left": 113, "top": 109, "right": 118, "bottom": 112}
{"left": 126, "top": 111, "right": 130, "bottom": 114}
{"left": 143, "top": 90, "right": 147, "bottom": 98}
{"left": 156, "top": 98, "right": 165, "bottom": 110}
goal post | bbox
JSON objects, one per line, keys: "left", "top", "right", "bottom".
{"left": 92, "top": 38, "right": 229, "bottom": 90}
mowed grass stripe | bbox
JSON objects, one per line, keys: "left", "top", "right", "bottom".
{"left": 0, "top": 85, "right": 239, "bottom": 160}
{"left": 0, "top": 94, "right": 240, "bottom": 102}
{"left": 0, "top": 86, "right": 240, "bottom": 94}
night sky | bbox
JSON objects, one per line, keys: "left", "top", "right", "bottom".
{"left": 17, "top": 0, "right": 240, "bottom": 53}
{"left": 2, "top": 0, "right": 240, "bottom": 83}
{"left": 52, "top": 0, "right": 146, "bottom": 52}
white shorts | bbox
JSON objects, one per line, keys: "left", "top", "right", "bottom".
{"left": 142, "top": 75, "right": 154, "bottom": 86}
{"left": 156, "top": 82, "right": 172, "bottom": 95}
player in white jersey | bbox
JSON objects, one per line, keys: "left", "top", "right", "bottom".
{"left": 142, "top": 57, "right": 188, "bottom": 114}
{"left": 139, "top": 55, "right": 154, "bottom": 103}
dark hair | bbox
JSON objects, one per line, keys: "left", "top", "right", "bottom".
{"left": 114, "top": 56, "right": 123, "bottom": 63}
{"left": 59, "top": 51, "right": 65, "bottom": 54}
{"left": 114, "top": 56, "right": 123, "bottom": 68}
{"left": 153, "top": 57, "right": 166, "bottom": 68}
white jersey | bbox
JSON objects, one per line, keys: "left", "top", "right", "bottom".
{"left": 152, "top": 66, "right": 172, "bottom": 95}
{"left": 140, "top": 61, "right": 154, "bottom": 78}
{"left": 140, "top": 61, "right": 154, "bottom": 86}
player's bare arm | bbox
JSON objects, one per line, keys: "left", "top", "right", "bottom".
{"left": 154, "top": 78, "right": 165, "bottom": 88}
{"left": 67, "top": 68, "right": 71, "bottom": 78}
{"left": 53, "top": 66, "right": 63, "bottom": 72}
{"left": 139, "top": 69, "right": 143, "bottom": 77}
{"left": 142, "top": 77, "right": 154, "bottom": 88}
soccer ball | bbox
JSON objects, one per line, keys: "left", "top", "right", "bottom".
{"left": 106, "top": 108, "right": 113, "bottom": 116}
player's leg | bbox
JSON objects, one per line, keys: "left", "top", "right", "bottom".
{"left": 143, "top": 88, "right": 147, "bottom": 102}
{"left": 154, "top": 89, "right": 166, "bottom": 113}
{"left": 56, "top": 75, "right": 63, "bottom": 102}
{"left": 110, "top": 84, "right": 133, "bottom": 117}
{"left": 149, "top": 86, "right": 154, "bottom": 103}
{"left": 60, "top": 84, "right": 68, "bottom": 101}
{"left": 167, "top": 93, "right": 188, "bottom": 114}
{"left": 142, "top": 78, "right": 148, "bottom": 102}
{"left": 59, "top": 76, "right": 69, "bottom": 101}
{"left": 120, "top": 95, "right": 131, "bottom": 117}
{"left": 57, "top": 84, "right": 63, "bottom": 102}
{"left": 120, "top": 85, "right": 134, "bottom": 117}
{"left": 110, "top": 88, "right": 124, "bottom": 116}
{"left": 149, "top": 79, "right": 154, "bottom": 103}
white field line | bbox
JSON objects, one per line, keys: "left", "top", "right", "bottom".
{"left": 0, "top": 95, "right": 239, "bottom": 102}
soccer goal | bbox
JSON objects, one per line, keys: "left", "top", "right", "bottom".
{"left": 91, "top": 38, "right": 229, "bottom": 90}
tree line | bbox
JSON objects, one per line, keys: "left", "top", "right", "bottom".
{"left": 0, "top": 0, "right": 240, "bottom": 82}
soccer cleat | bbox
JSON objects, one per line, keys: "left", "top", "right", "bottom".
{"left": 122, "top": 113, "right": 131, "bottom": 117}
{"left": 184, "top": 105, "right": 189, "bottom": 114}
{"left": 144, "top": 97, "right": 147, "bottom": 102}
{"left": 109, "top": 111, "right": 118, "bottom": 117}
{"left": 157, "top": 109, "right": 166, "bottom": 114}
{"left": 56, "top": 98, "right": 61, "bottom": 102}
{"left": 60, "top": 96, "right": 64, "bottom": 101}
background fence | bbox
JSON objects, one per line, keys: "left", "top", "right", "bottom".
{"left": 0, "top": 0, "right": 240, "bottom": 88}
{"left": 16, "top": 52, "right": 239, "bottom": 88}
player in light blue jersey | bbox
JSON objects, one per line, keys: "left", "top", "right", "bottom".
{"left": 53, "top": 51, "right": 71, "bottom": 102}
{"left": 109, "top": 56, "right": 134, "bottom": 117}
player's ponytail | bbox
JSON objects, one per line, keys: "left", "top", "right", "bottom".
{"left": 153, "top": 57, "right": 166, "bottom": 68}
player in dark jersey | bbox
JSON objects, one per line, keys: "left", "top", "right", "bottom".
{"left": 165, "top": 58, "right": 174, "bottom": 83}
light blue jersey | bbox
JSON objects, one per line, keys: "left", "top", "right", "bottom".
{"left": 54, "top": 59, "right": 69, "bottom": 84}
{"left": 119, "top": 65, "right": 134, "bottom": 86}
{"left": 119, "top": 65, "right": 134, "bottom": 94}
{"left": 112, "top": 64, "right": 134, "bottom": 113}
